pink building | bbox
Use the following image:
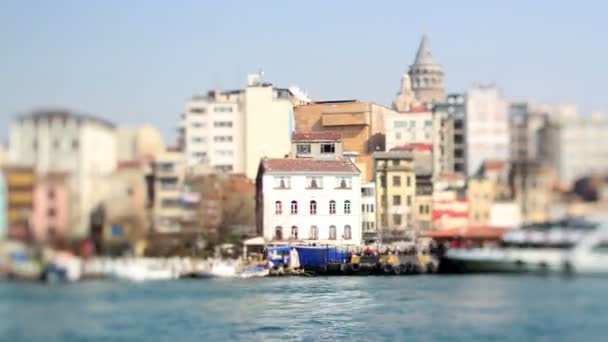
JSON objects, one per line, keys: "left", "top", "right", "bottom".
{"left": 32, "top": 172, "right": 70, "bottom": 241}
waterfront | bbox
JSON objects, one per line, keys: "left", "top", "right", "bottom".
{"left": 2, "top": 276, "right": 607, "bottom": 341}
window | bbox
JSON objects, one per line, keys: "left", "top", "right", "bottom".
{"left": 424, "top": 120, "right": 433, "bottom": 127}
{"left": 407, "top": 196, "right": 412, "bottom": 206}
{"left": 406, "top": 176, "right": 411, "bottom": 187}
{"left": 193, "top": 152, "right": 207, "bottom": 159}
{"left": 381, "top": 196, "right": 387, "bottom": 207}
{"left": 393, "top": 176, "right": 401, "bottom": 186}
{"left": 214, "top": 106, "right": 233, "bottom": 113}
{"left": 291, "top": 201, "right": 298, "bottom": 214}
{"left": 47, "top": 208, "right": 56, "bottom": 217}
{"left": 320, "top": 143, "right": 335, "bottom": 154}
{"left": 297, "top": 144, "right": 311, "bottom": 154}
{"left": 419, "top": 204, "right": 424, "bottom": 214}
{"left": 393, "top": 214, "right": 402, "bottom": 225}
{"left": 215, "top": 150, "right": 234, "bottom": 157}
{"left": 213, "top": 121, "right": 233, "bottom": 128}
{"left": 160, "top": 178, "right": 178, "bottom": 190}
{"left": 362, "top": 187, "right": 374, "bottom": 197}
{"left": 33, "top": 139, "right": 38, "bottom": 150}
{"left": 329, "top": 225, "right": 337, "bottom": 240}
{"left": 392, "top": 160, "right": 400, "bottom": 166}
{"left": 275, "top": 201, "right": 282, "bottom": 215}
{"left": 380, "top": 175, "right": 386, "bottom": 187}
{"left": 343, "top": 225, "right": 352, "bottom": 240}
{"left": 48, "top": 189, "right": 55, "bottom": 199}
{"left": 127, "top": 187, "right": 134, "bottom": 196}
{"left": 310, "top": 200, "right": 317, "bottom": 215}
{"left": 395, "top": 132, "right": 402, "bottom": 140}
{"left": 192, "top": 137, "right": 206, "bottom": 143}
{"left": 161, "top": 199, "right": 180, "bottom": 208}
{"left": 310, "top": 226, "right": 319, "bottom": 240}
{"left": 274, "top": 226, "right": 283, "bottom": 240}
{"left": 190, "top": 107, "right": 206, "bottom": 114}
{"left": 274, "top": 176, "right": 290, "bottom": 189}
{"left": 370, "top": 204, "right": 374, "bottom": 213}
{"left": 192, "top": 122, "right": 205, "bottom": 128}
{"left": 53, "top": 139, "right": 60, "bottom": 149}
{"left": 290, "top": 226, "right": 299, "bottom": 240}
{"left": 393, "top": 195, "right": 401, "bottom": 206}
{"left": 157, "top": 162, "right": 175, "bottom": 172}
{"left": 213, "top": 136, "right": 233, "bottom": 142}
{"left": 329, "top": 200, "right": 336, "bottom": 214}
{"left": 215, "top": 164, "right": 233, "bottom": 173}
{"left": 381, "top": 214, "right": 388, "bottom": 226}
{"left": 336, "top": 177, "right": 352, "bottom": 189}
{"left": 306, "top": 176, "right": 323, "bottom": 189}
{"left": 344, "top": 200, "right": 351, "bottom": 214}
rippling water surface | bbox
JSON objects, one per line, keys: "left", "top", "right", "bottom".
{"left": 2, "top": 275, "right": 607, "bottom": 341}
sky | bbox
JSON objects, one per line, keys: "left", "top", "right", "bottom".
{"left": 1, "top": 1, "right": 607, "bottom": 144}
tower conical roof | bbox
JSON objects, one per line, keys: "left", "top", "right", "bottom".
{"left": 413, "top": 34, "right": 435, "bottom": 65}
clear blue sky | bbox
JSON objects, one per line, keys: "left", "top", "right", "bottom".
{"left": 1, "top": 1, "right": 607, "bottom": 144}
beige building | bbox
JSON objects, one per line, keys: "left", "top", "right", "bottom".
{"left": 467, "top": 177, "right": 494, "bottom": 226}
{"left": 511, "top": 161, "right": 557, "bottom": 223}
{"left": 374, "top": 151, "right": 417, "bottom": 240}
{"left": 180, "top": 72, "right": 294, "bottom": 179}
{"left": 0, "top": 145, "right": 7, "bottom": 166}
{"left": 153, "top": 148, "right": 187, "bottom": 233}
{"left": 295, "top": 100, "right": 395, "bottom": 181}
{"left": 98, "top": 161, "right": 151, "bottom": 245}
{"left": 117, "top": 125, "right": 166, "bottom": 162}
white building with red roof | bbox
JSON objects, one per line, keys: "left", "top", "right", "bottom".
{"left": 256, "top": 157, "right": 362, "bottom": 245}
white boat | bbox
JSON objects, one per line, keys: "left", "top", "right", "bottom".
{"left": 440, "top": 218, "right": 607, "bottom": 274}
{"left": 112, "top": 259, "right": 178, "bottom": 282}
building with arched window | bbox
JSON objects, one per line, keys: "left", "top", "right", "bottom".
{"left": 256, "top": 158, "right": 362, "bottom": 244}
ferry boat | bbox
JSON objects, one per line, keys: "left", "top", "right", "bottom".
{"left": 439, "top": 218, "right": 608, "bottom": 274}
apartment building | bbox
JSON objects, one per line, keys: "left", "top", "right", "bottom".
{"left": 294, "top": 100, "right": 396, "bottom": 181}
{"left": 256, "top": 158, "right": 362, "bottom": 245}
{"left": 9, "top": 110, "right": 117, "bottom": 238}
{"left": 180, "top": 72, "right": 294, "bottom": 179}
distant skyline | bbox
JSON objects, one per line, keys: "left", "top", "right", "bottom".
{"left": 1, "top": 1, "right": 607, "bottom": 144}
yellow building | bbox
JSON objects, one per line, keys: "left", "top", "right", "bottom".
{"left": 467, "top": 177, "right": 494, "bottom": 226}
{"left": 374, "top": 151, "right": 417, "bottom": 240}
{"left": 295, "top": 100, "right": 397, "bottom": 181}
{"left": 3, "top": 166, "right": 35, "bottom": 240}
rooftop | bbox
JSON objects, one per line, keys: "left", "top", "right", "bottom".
{"left": 292, "top": 131, "right": 342, "bottom": 142}
{"left": 260, "top": 157, "right": 359, "bottom": 174}
{"left": 17, "top": 110, "right": 116, "bottom": 129}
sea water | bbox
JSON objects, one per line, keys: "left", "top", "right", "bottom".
{"left": 1, "top": 275, "right": 607, "bottom": 341}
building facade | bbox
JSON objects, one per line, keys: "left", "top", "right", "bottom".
{"left": 4, "top": 167, "right": 35, "bottom": 240}
{"left": 434, "top": 94, "right": 466, "bottom": 174}
{"left": 290, "top": 131, "right": 343, "bottom": 159}
{"left": 509, "top": 102, "right": 547, "bottom": 162}
{"left": 385, "top": 108, "right": 454, "bottom": 179}
{"left": 256, "top": 158, "right": 362, "bottom": 245}
{"left": 181, "top": 72, "right": 294, "bottom": 179}
{"left": 31, "top": 172, "right": 70, "bottom": 241}
{"left": 295, "top": 100, "right": 396, "bottom": 181}
{"left": 0, "top": 170, "right": 6, "bottom": 239}
{"left": 374, "top": 151, "right": 417, "bottom": 240}
{"left": 9, "top": 111, "right": 117, "bottom": 238}
{"left": 538, "top": 117, "right": 608, "bottom": 187}
{"left": 510, "top": 161, "right": 557, "bottom": 223}
{"left": 465, "top": 85, "right": 510, "bottom": 175}
{"left": 361, "top": 182, "right": 377, "bottom": 242}
{"left": 153, "top": 149, "right": 187, "bottom": 233}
